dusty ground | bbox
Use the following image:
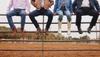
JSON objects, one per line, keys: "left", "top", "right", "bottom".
{"left": 0, "top": 42, "right": 100, "bottom": 57}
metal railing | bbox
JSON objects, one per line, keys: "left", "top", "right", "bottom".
{"left": 0, "top": 14, "right": 100, "bottom": 57}
{"left": 0, "top": 14, "right": 100, "bottom": 40}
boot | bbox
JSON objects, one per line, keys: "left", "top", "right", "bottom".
{"left": 12, "top": 27, "right": 17, "bottom": 36}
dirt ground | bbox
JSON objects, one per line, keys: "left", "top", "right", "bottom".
{"left": 0, "top": 42, "right": 100, "bottom": 57}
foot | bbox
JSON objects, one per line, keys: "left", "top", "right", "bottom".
{"left": 67, "top": 34, "right": 72, "bottom": 38}
{"left": 57, "top": 33, "right": 64, "bottom": 38}
{"left": 80, "top": 33, "right": 90, "bottom": 40}
{"left": 87, "top": 27, "right": 92, "bottom": 34}
{"left": 44, "top": 29, "right": 48, "bottom": 35}
{"left": 58, "top": 28, "right": 62, "bottom": 34}
{"left": 67, "top": 30, "right": 71, "bottom": 35}
{"left": 37, "top": 27, "right": 42, "bottom": 33}
{"left": 79, "top": 33, "right": 85, "bottom": 38}
{"left": 21, "top": 31, "right": 25, "bottom": 37}
{"left": 78, "top": 28, "right": 83, "bottom": 34}
{"left": 12, "top": 28, "right": 17, "bottom": 36}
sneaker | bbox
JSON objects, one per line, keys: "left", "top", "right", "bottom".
{"left": 67, "top": 34, "right": 72, "bottom": 38}
{"left": 79, "top": 33, "right": 85, "bottom": 38}
{"left": 67, "top": 30, "right": 71, "bottom": 35}
{"left": 58, "top": 28, "right": 62, "bottom": 34}
{"left": 57, "top": 33, "right": 64, "bottom": 38}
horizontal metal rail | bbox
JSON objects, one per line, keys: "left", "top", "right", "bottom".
{"left": 0, "top": 30, "right": 99, "bottom": 33}
{"left": 0, "top": 49, "right": 100, "bottom": 51}
{"left": 0, "top": 39, "right": 100, "bottom": 42}
{"left": 0, "top": 22, "right": 100, "bottom": 24}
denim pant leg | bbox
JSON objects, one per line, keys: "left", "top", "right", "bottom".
{"left": 6, "top": 10, "right": 16, "bottom": 30}
{"left": 29, "top": 10, "right": 41, "bottom": 29}
{"left": 44, "top": 10, "right": 53, "bottom": 30}
{"left": 64, "top": 10, "right": 71, "bottom": 22}
{"left": 56, "top": 10, "right": 63, "bottom": 22}
{"left": 19, "top": 10, "right": 26, "bottom": 31}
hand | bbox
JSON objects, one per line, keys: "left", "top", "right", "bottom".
{"left": 34, "top": 2, "right": 41, "bottom": 9}
{"left": 44, "top": 6, "right": 49, "bottom": 10}
{"left": 26, "top": 10, "right": 30, "bottom": 14}
{"left": 53, "top": 13, "right": 57, "bottom": 16}
{"left": 72, "top": 12, "right": 76, "bottom": 15}
{"left": 26, "top": 12, "right": 29, "bottom": 14}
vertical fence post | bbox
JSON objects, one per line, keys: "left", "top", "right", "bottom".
{"left": 42, "top": 15, "right": 45, "bottom": 57}
{"left": 96, "top": 24, "right": 97, "bottom": 39}
{"left": 99, "top": 21, "right": 100, "bottom": 40}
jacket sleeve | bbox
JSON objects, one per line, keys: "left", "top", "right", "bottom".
{"left": 72, "top": 0, "right": 77, "bottom": 13}
{"left": 94, "top": 0, "right": 100, "bottom": 12}
{"left": 53, "top": 0, "right": 58, "bottom": 13}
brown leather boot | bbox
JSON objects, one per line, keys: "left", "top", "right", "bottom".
{"left": 12, "top": 27, "right": 17, "bottom": 36}
{"left": 21, "top": 28, "right": 25, "bottom": 37}
{"left": 37, "top": 27, "right": 41, "bottom": 33}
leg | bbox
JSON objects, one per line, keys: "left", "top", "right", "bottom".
{"left": 29, "top": 10, "right": 41, "bottom": 32}
{"left": 65, "top": 10, "right": 72, "bottom": 35}
{"left": 75, "top": 9, "right": 83, "bottom": 34}
{"left": 44, "top": 10, "right": 53, "bottom": 31}
{"left": 6, "top": 10, "right": 17, "bottom": 31}
{"left": 19, "top": 10, "right": 26, "bottom": 32}
{"left": 56, "top": 10, "right": 64, "bottom": 34}
{"left": 88, "top": 10, "right": 99, "bottom": 33}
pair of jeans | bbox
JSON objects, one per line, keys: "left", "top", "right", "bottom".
{"left": 6, "top": 9, "right": 26, "bottom": 31}
{"left": 75, "top": 7, "right": 99, "bottom": 28}
{"left": 29, "top": 8, "right": 53, "bottom": 31}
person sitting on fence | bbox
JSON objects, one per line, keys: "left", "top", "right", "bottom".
{"left": 6, "top": 0, "right": 30, "bottom": 35}
{"left": 53, "top": 0, "right": 73, "bottom": 37}
{"left": 73, "top": 0, "right": 100, "bottom": 34}
{"left": 29, "top": 0, "right": 54, "bottom": 33}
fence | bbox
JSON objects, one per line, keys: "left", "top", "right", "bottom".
{"left": 0, "top": 14, "right": 100, "bottom": 40}
{"left": 0, "top": 14, "right": 100, "bottom": 57}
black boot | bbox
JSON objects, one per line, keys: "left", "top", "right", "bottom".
{"left": 77, "top": 27, "right": 83, "bottom": 34}
{"left": 87, "top": 27, "right": 92, "bottom": 34}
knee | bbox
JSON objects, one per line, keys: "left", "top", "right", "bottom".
{"left": 29, "top": 12, "right": 35, "bottom": 20}
{"left": 20, "top": 13, "right": 26, "bottom": 16}
{"left": 6, "top": 13, "right": 11, "bottom": 17}
{"left": 47, "top": 11, "right": 53, "bottom": 16}
{"left": 29, "top": 12, "right": 34, "bottom": 17}
{"left": 57, "top": 11, "right": 63, "bottom": 16}
{"left": 76, "top": 10, "right": 82, "bottom": 15}
{"left": 95, "top": 12, "right": 99, "bottom": 16}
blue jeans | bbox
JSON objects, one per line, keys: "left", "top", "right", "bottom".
{"left": 56, "top": 10, "right": 71, "bottom": 22}
{"left": 29, "top": 8, "right": 53, "bottom": 31}
{"left": 6, "top": 9, "right": 26, "bottom": 31}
